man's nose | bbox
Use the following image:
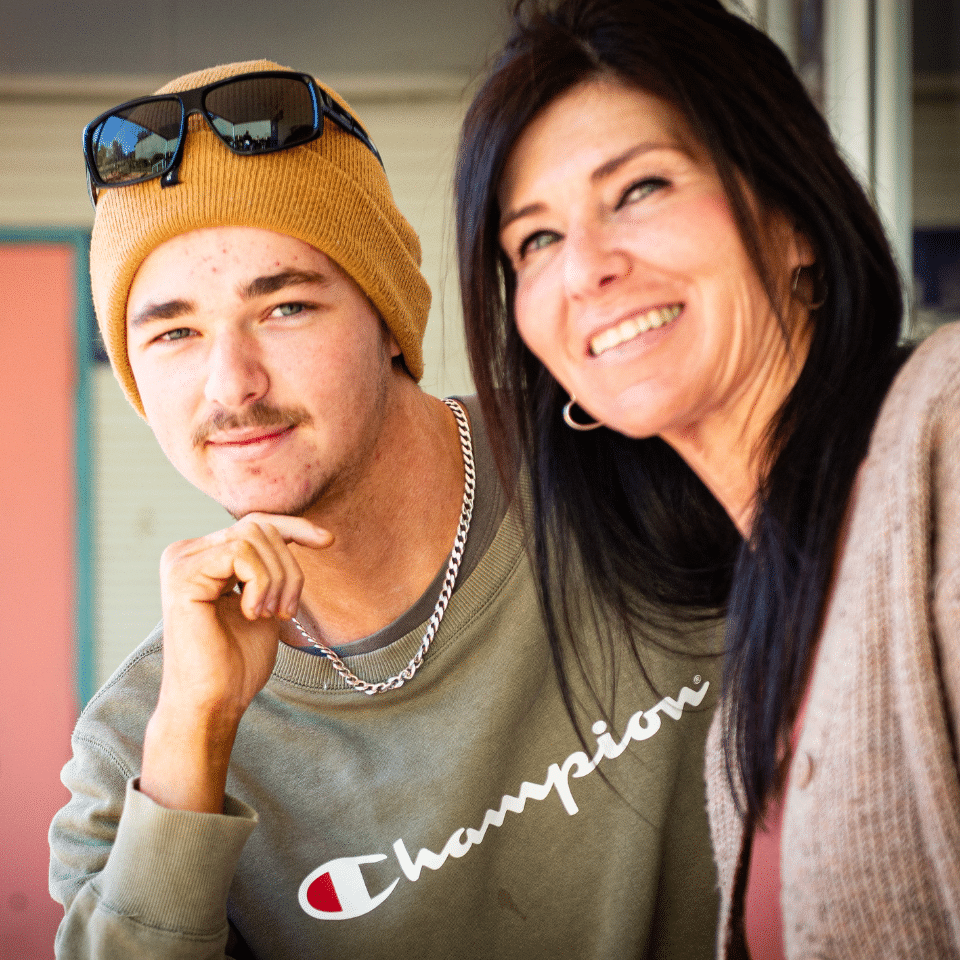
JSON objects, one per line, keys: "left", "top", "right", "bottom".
{"left": 203, "top": 331, "right": 268, "bottom": 409}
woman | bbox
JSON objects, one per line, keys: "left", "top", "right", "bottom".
{"left": 456, "top": 0, "right": 960, "bottom": 957}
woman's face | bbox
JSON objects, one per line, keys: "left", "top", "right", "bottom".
{"left": 498, "top": 78, "right": 809, "bottom": 449}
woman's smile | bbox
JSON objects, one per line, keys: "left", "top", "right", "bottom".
{"left": 498, "top": 77, "right": 809, "bottom": 474}
{"left": 588, "top": 303, "right": 683, "bottom": 357}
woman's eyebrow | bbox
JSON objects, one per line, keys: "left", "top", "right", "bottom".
{"left": 500, "top": 201, "right": 545, "bottom": 232}
{"left": 589, "top": 140, "right": 676, "bottom": 183}
{"left": 500, "top": 140, "right": 678, "bottom": 231}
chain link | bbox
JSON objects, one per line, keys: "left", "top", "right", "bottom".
{"left": 291, "top": 398, "right": 475, "bottom": 694}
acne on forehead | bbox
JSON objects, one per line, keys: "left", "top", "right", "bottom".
{"left": 131, "top": 227, "right": 314, "bottom": 295}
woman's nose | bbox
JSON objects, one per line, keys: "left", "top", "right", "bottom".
{"left": 561, "top": 221, "right": 631, "bottom": 298}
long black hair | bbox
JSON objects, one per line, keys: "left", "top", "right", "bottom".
{"left": 455, "top": 0, "right": 906, "bottom": 821}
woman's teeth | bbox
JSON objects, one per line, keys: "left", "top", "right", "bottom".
{"left": 589, "top": 304, "right": 682, "bottom": 357}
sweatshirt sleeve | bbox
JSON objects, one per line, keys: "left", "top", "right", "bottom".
{"left": 50, "top": 732, "right": 257, "bottom": 960}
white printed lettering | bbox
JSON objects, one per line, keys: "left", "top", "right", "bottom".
{"left": 300, "top": 680, "right": 709, "bottom": 920}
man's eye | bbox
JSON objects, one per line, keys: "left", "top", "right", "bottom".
{"left": 272, "top": 303, "right": 304, "bottom": 317}
{"left": 157, "top": 328, "right": 194, "bottom": 342}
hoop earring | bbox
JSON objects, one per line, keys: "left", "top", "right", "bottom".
{"left": 809, "top": 261, "right": 828, "bottom": 310}
{"left": 562, "top": 395, "right": 603, "bottom": 431}
{"left": 792, "top": 263, "right": 828, "bottom": 310}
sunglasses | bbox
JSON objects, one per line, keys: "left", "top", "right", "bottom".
{"left": 82, "top": 69, "right": 383, "bottom": 206}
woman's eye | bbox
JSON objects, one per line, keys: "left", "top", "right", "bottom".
{"left": 519, "top": 230, "right": 560, "bottom": 260}
{"left": 620, "top": 177, "right": 669, "bottom": 207}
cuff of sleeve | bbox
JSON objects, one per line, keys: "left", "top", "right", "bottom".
{"left": 96, "top": 778, "right": 257, "bottom": 934}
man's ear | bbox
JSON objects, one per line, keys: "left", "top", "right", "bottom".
{"left": 381, "top": 319, "right": 411, "bottom": 375}
{"left": 381, "top": 318, "right": 402, "bottom": 360}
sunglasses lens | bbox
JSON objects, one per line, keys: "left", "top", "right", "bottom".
{"left": 89, "top": 97, "right": 182, "bottom": 185}
{"left": 204, "top": 76, "right": 318, "bottom": 153}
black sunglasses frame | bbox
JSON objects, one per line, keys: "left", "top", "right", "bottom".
{"left": 83, "top": 69, "right": 383, "bottom": 205}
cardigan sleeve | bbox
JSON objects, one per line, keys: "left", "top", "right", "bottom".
{"left": 900, "top": 325, "right": 960, "bottom": 948}
{"left": 929, "top": 374, "right": 960, "bottom": 753}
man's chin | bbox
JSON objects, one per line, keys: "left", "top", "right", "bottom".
{"left": 224, "top": 489, "right": 327, "bottom": 523}
{"left": 228, "top": 503, "right": 306, "bottom": 522}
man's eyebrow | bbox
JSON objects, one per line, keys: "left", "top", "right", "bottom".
{"left": 129, "top": 270, "right": 332, "bottom": 329}
{"left": 129, "top": 299, "right": 193, "bottom": 330}
{"left": 240, "top": 269, "right": 330, "bottom": 300}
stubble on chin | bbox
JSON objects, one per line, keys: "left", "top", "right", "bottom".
{"left": 223, "top": 468, "right": 336, "bottom": 523}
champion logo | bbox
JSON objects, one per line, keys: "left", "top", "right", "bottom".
{"left": 298, "top": 678, "right": 708, "bottom": 921}
{"left": 300, "top": 854, "right": 399, "bottom": 920}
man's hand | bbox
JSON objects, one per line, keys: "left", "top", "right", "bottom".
{"left": 140, "top": 515, "right": 332, "bottom": 813}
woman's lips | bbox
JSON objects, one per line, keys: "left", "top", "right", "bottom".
{"left": 589, "top": 303, "right": 683, "bottom": 357}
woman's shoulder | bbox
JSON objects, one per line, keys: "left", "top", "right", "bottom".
{"left": 892, "top": 321, "right": 960, "bottom": 398}
{"left": 873, "top": 322, "right": 960, "bottom": 441}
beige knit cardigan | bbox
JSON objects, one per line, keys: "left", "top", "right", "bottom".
{"left": 707, "top": 322, "right": 960, "bottom": 959}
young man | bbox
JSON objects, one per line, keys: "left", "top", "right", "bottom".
{"left": 50, "top": 61, "right": 721, "bottom": 960}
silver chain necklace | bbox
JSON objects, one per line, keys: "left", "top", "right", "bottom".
{"left": 290, "top": 398, "right": 475, "bottom": 695}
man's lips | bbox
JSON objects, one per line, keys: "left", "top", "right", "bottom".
{"left": 192, "top": 402, "right": 313, "bottom": 448}
{"left": 205, "top": 424, "right": 296, "bottom": 448}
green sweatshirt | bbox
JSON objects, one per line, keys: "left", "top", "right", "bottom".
{"left": 50, "top": 402, "right": 721, "bottom": 960}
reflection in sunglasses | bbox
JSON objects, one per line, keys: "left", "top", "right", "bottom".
{"left": 83, "top": 70, "right": 383, "bottom": 206}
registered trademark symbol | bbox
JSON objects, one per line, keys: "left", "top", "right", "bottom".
{"left": 694, "top": 675, "right": 701, "bottom": 684}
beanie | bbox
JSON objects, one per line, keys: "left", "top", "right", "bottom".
{"left": 89, "top": 59, "right": 431, "bottom": 415}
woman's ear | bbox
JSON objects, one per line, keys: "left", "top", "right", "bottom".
{"left": 790, "top": 225, "right": 816, "bottom": 272}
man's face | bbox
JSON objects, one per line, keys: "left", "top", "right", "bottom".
{"left": 126, "top": 226, "right": 402, "bottom": 520}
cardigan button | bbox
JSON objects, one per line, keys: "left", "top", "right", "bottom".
{"left": 793, "top": 750, "right": 814, "bottom": 789}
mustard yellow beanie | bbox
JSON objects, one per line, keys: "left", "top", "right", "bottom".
{"left": 90, "top": 59, "right": 431, "bottom": 415}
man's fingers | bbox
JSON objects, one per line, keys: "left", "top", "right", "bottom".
{"left": 242, "top": 513, "right": 333, "bottom": 550}
{"left": 234, "top": 521, "right": 304, "bottom": 620}
{"left": 230, "top": 538, "right": 285, "bottom": 621}
{"left": 162, "top": 514, "right": 332, "bottom": 620}
{"left": 230, "top": 516, "right": 328, "bottom": 620}
{"left": 256, "top": 521, "right": 307, "bottom": 619}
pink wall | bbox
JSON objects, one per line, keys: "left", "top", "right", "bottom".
{"left": 0, "top": 243, "right": 79, "bottom": 958}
